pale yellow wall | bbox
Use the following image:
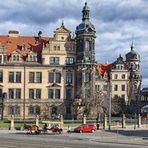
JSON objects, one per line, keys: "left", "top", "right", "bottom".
{"left": 111, "top": 71, "right": 129, "bottom": 102}
{"left": 0, "top": 65, "right": 72, "bottom": 118}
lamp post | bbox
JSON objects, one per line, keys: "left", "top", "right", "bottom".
{"left": 108, "top": 80, "right": 112, "bottom": 130}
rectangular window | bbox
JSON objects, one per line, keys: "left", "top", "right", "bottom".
{"left": 48, "top": 72, "right": 54, "bottom": 83}
{"left": 122, "top": 74, "right": 125, "bottom": 79}
{"left": 48, "top": 89, "right": 53, "bottom": 99}
{"left": 9, "top": 89, "right": 14, "bottom": 99}
{"left": 103, "top": 85, "right": 108, "bottom": 91}
{"left": 57, "top": 46, "right": 60, "bottom": 51}
{"left": 29, "top": 89, "right": 41, "bottom": 99}
{"left": 114, "top": 74, "right": 118, "bottom": 79}
{"left": 29, "top": 72, "right": 34, "bottom": 83}
{"left": 36, "top": 89, "right": 41, "bottom": 99}
{"left": 55, "top": 72, "right": 61, "bottom": 83}
{"left": 66, "top": 72, "right": 73, "bottom": 84}
{"left": 50, "top": 57, "right": 59, "bottom": 65}
{"left": 66, "top": 107, "right": 71, "bottom": 114}
{"left": 16, "top": 89, "right": 21, "bottom": 99}
{"left": 55, "top": 89, "right": 60, "bottom": 99}
{"left": 29, "top": 72, "right": 42, "bottom": 83}
{"left": 0, "top": 55, "right": 2, "bottom": 64}
{"left": 114, "top": 85, "right": 118, "bottom": 91}
{"left": 66, "top": 89, "right": 72, "bottom": 100}
{"left": 9, "top": 72, "right": 14, "bottom": 83}
{"left": 29, "top": 89, "right": 34, "bottom": 99}
{"left": 0, "top": 71, "right": 3, "bottom": 82}
{"left": 95, "top": 85, "right": 100, "bottom": 92}
{"left": 121, "top": 85, "right": 125, "bottom": 91}
{"left": 36, "top": 72, "right": 42, "bottom": 83}
{"left": 54, "top": 46, "right": 56, "bottom": 51}
{"left": 9, "top": 106, "right": 20, "bottom": 115}
{"left": 65, "top": 57, "right": 74, "bottom": 65}
{"left": 16, "top": 72, "right": 21, "bottom": 83}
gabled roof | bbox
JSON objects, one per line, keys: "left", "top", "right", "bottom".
{"left": 54, "top": 22, "right": 70, "bottom": 33}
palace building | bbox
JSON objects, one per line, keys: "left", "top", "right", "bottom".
{"left": 0, "top": 2, "right": 141, "bottom": 120}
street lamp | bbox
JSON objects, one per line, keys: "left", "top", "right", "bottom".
{"left": 108, "top": 80, "right": 112, "bottom": 130}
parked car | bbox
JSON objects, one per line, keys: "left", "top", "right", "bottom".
{"left": 74, "top": 123, "right": 97, "bottom": 133}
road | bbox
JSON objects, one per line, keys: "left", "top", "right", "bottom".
{"left": 0, "top": 130, "right": 147, "bottom": 148}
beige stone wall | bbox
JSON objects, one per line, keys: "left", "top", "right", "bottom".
{"left": 0, "top": 28, "right": 76, "bottom": 119}
{"left": 0, "top": 65, "right": 74, "bottom": 119}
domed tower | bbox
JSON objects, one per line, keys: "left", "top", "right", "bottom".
{"left": 126, "top": 41, "right": 141, "bottom": 104}
{"left": 126, "top": 41, "right": 140, "bottom": 80}
{"left": 75, "top": 2, "right": 96, "bottom": 63}
{"left": 75, "top": 2, "right": 96, "bottom": 115}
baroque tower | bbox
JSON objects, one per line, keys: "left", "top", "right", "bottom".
{"left": 126, "top": 41, "right": 141, "bottom": 105}
{"left": 75, "top": 2, "right": 96, "bottom": 114}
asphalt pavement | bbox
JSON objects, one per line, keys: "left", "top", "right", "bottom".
{"left": 0, "top": 127, "right": 147, "bottom": 148}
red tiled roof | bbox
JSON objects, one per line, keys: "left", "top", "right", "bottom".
{"left": 0, "top": 35, "right": 52, "bottom": 62}
{"left": 97, "top": 64, "right": 112, "bottom": 80}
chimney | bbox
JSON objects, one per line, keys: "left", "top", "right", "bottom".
{"left": 8, "top": 30, "right": 19, "bottom": 37}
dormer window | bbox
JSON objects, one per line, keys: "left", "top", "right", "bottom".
{"left": 27, "top": 55, "right": 37, "bottom": 62}
{"left": 13, "top": 54, "right": 20, "bottom": 61}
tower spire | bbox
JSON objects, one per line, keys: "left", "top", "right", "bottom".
{"left": 82, "top": 2, "right": 90, "bottom": 21}
{"left": 61, "top": 20, "right": 64, "bottom": 27}
{"left": 131, "top": 38, "right": 135, "bottom": 51}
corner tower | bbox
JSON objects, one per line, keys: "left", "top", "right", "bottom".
{"left": 126, "top": 41, "right": 141, "bottom": 105}
{"left": 75, "top": 2, "right": 96, "bottom": 115}
{"left": 75, "top": 2, "right": 96, "bottom": 63}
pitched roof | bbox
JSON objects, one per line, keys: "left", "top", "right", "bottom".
{"left": 0, "top": 35, "right": 51, "bottom": 59}
{"left": 97, "top": 64, "right": 112, "bottom": 80}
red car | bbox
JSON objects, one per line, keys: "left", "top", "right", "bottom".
{"left": 74, "top": 123, "right": 97, "bottom": 133}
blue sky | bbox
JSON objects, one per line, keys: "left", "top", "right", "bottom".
{"left": 0, "top": 0, "right": 148, "bottom": 88}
